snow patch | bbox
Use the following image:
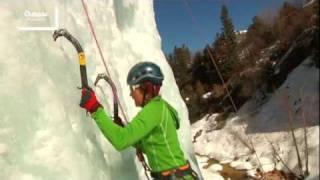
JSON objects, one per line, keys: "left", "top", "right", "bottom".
{"left": 208, "top": 164, "right": 223, "bottom": 172}
{"left": 202, "top": 92, "right": 212, "bottom": 99}
{"left": 230, "top": 160, "right": 253, "bottom": 170}
{"left": 194, "top": 58, "right": 319, "bottom": 178}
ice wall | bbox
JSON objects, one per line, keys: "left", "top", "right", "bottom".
{"left": 0, "top": 0, "right": 202, "bottom": 179}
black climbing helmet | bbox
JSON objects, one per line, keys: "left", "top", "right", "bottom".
{"left": 127, "top": 61, "right": 164, "bottom": 86}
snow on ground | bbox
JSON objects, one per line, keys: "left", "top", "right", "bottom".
{"left": 202, "top": 92, "right": 212, "bottom": 99}
{"left": 193, "top": 57, "right": 319, "bottom": 179}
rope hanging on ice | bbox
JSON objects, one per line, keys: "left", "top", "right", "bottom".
{"left": 80, "top": 1, "right": 151, "bottom": 179}
{"left": 80, "top": 0, "right": 129, "bottom": 124}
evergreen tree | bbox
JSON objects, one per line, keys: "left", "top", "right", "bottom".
{"left": 190, "top": 45, "right": 221, "bottom": 86}
{"left": 221, "top": 5, "right": 237, "bottom": 46}
{"left": 220, "top": 4, "right": 238, "bottom": 77}
{"left": 168, "top": 44, "right": 191, "bottom": 88}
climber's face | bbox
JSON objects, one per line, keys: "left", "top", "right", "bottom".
{"left": 130, "top": 85, "right": 144, "bottom": 107}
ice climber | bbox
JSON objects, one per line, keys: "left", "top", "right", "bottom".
{"left": 79, "top": 61, "right": 199, "bottom": 180}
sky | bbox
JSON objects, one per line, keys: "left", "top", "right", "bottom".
{"left": 154, "top": 0, "right": 286, "bottom": 55}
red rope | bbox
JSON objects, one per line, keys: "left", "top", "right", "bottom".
{"left": 80, "top": 1, "right": 151, "bottom": 179}
{"left": 80, "top": 0, "right": 129, "bottom": 123}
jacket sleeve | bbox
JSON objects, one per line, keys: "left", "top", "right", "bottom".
{"left": 91, "top": 105, "right": 162, "bottom": 151}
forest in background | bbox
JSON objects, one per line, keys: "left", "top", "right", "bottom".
{"left": 166, "top": 0, "right": 319, "bottom": 123}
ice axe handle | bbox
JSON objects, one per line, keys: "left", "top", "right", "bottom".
{"left": 94, "top": 74, "right": 123, "bottom": 127}
{"left": 53, "top": 29, "right": 89, "bottom": 88}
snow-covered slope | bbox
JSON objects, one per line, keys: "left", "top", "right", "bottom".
{"left": 193, "top": 57, "right": 319, "bottom": 179}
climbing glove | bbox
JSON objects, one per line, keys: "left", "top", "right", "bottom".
{"left": 80, "top": 87, "right": 102, "bottom": 113}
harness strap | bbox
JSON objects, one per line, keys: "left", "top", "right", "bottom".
{"left": 136, "top": 149, "right": 151, "bottom": 180}
{"left": 162, "top": 163, "right": 190, "bottom": 176}
{"left": 151, "top": 162, "right": 199, "bottom": 179}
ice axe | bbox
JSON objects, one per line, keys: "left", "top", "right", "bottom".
{"left": 53, "top": 28, "right": 89, "bottom": 89}
{"left": 94, "top": 73, "right": 124, "bottom": 127}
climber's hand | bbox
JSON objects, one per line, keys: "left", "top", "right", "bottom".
{"left": 80, "top": 87, "right": 102, "bottom": 113}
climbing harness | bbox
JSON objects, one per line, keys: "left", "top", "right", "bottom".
{"left": 150, "top": 161, "right": 199, "bottom": 180}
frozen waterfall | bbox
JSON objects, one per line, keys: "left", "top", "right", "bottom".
{"left": 0, "top": 0, "right": 202, "bottom": 179}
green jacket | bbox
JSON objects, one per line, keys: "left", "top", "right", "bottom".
{"left": 92, "top": 96, "right": 187, "bottom": 172}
